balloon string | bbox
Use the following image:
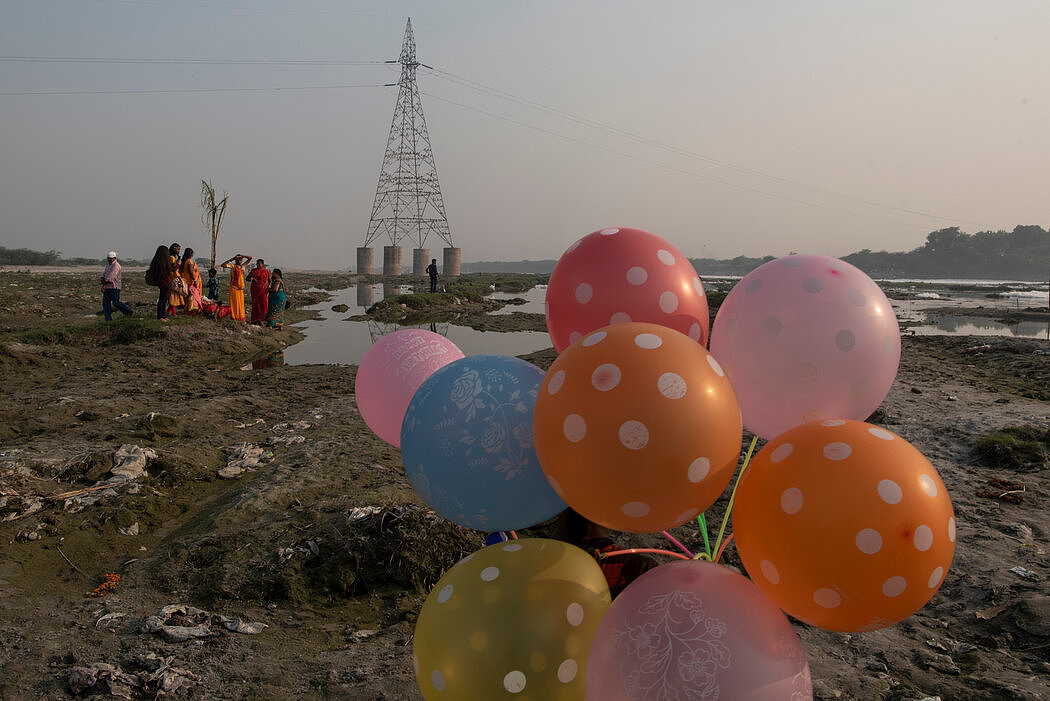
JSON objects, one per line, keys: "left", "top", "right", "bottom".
{"left": 711, "top": 435, "right": 759, "bottom": 563}
{"left": 661, "top": 531, "right": 694, "bottom": 558}
{"left": 598, "top": 548, "right": 690, "bottom": 561}
{"left": 714, "top": 533, "right": 735, "bottom": 564}
{"left": 696, "top": 513, "right": 713, "bottom": 559}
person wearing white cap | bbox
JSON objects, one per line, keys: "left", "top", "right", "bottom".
{"left": 101, "top": 251, "right": 133, "bottom": 321}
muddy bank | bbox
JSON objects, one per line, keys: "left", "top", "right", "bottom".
{"left": 1, "top": 270, "right": 1048, "bottom": 699}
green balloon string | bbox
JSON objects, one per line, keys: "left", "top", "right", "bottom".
{"left": 696, "top": 513, "right": 712, "bottom": 560}
{"left": 711, "top": 434, "right": 759, "bottom": 563}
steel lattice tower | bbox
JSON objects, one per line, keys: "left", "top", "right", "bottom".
{"left": 363, "top": 19, "right": 453, "bottom": 252}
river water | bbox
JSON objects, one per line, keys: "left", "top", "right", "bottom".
{"left": 280, "top": 279, "right": 1048, "bottom": 366}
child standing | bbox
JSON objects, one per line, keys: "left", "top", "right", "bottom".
{"left": 206, "top": 267, "right": 220, "bottom": 301}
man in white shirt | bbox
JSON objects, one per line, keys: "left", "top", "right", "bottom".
{"left": 101, "top": 251, "right": 134, "bottom": 321}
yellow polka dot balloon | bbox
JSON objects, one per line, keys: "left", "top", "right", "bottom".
{"left": 733, "top": 419, "right": 956, "bottom": 632}
{"left": 534, "top": 322, "right": 743, "bottom": 533}
{"left": 414, "top": 538, "right": 611, "bottom": 700}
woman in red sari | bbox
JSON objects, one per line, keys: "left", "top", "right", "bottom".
{"left": 221, "top": 254, "right": 251, "bottom": 322}
{"left": 246, "top": 259, "right": 270, "bottom": 324}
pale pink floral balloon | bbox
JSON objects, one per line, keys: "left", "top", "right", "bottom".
{"left": 587, "top": 560, "right": 812, "bottom": 700}
{"left": 354, "top": 329, "right": 464, "bottom": 447}
{"left": 709, "top": 254, "right": 900, "bottom": 439}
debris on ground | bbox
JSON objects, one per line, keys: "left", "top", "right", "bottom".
{"left": 142, "top": 604, "right": 267, "bottom": 643}
{"left": 95, "top": 611, "right": 127, "bottom": 630}
{"left": 1009, "top": 566, "right": 1039, "bottom": 581}
{"left": 59, "top": 444, "right": 157, "bottom": 511}
{"left": 218, "top": 443, "right": 270, "bottom": 480}
{"left": 977, "top": 478, "right": 1026, "bottom": 504}
{"left": 67, "top": 653, "right": 199, "bottom": 697}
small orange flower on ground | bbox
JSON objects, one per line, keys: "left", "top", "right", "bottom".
{"left": 88, "top": 573, "right": 121, "bottom": 598}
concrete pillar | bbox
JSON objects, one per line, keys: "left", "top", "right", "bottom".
{"left": 356, "top": 283, "right": 374, "bottom": 309}
{"left": 442, "top": 247, "right": 461, "bottom": 277}
{"left": 356, "top": 247, "right": 374, "bottom": 275}
{"left": 412, "top": 248, "right": 430, "bottom": 277}
{"left": 382, "top": 283, "right": 400, "bottom": 300}
{"left": 382, "top": 245, "right": 402, "bottom": 276}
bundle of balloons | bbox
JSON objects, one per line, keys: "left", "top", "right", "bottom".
{"left": 354, "top": 227, "right": 956, "bottom": 700}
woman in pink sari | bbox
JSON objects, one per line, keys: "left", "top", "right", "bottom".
{"left": 246, "top": 259, "right": 270, "bottom": 324}
{"left": 180, "top": 248, "right": 203, "bottom": 314}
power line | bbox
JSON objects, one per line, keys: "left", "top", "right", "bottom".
{"left": 0, "top": 51, "right": 979, "bottom": 228}
{"left": 0, "top": 56, "right": 388, "bottom": 66}
{"left": 421, "top": 90, "right": 972, "bottom": 229}
{"left": 0, "top": 83, "right": 390, "bottom": 96}
{"left": 92, "top": 0, "right": 392, "bottom": 20}
{"left": 426, "top": 67, "right": 968, "bottom": 224}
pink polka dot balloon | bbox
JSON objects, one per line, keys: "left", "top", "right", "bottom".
{"left": 709, "top": 254, "right": 900, "bottom": 439}
{"left": 545, "top": 227, "right": 710, "bottom": 353}
{"left": 732, "top": 419, "right": 956, "bottom": 632}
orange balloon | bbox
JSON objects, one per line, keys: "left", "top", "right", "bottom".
{"left": 733, "top": 420, "right": 955, "bottom": 632}
{"left": 534, "top": 322, "right": 742, "bottom": 533}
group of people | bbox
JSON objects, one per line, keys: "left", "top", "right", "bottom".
{"left": 220, "top": 253, "right": 287, "bottom": 329}
{"left": 141, "top": 243, "right": 286, "bottom": 328}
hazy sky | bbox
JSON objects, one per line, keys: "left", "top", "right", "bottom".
{"left": 2, "top": 1, "right": 1047, "bottom": 269}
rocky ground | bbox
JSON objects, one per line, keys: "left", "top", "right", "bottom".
{"left": 0, "top": 270, "right": 1048, "bottom": 700}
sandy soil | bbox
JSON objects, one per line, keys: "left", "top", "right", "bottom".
{"left": 1, "top": 270, "right": 1048, "bottom": 700}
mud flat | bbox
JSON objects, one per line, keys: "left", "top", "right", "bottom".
{"left": 1, "top": 270, "right": 1048, "bottom": 699}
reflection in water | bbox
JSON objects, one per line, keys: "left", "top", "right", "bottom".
{"left": 283, "top": 284, "right": 551, "bottom": 366}
{"left": 250, "top": 350, "right": 286, "bottom": 369}
{"left": 907, "top": 315, "right": 1050, "bottom": 339}
{"left": 284, "top": 283, "right": 1047, "bottom": 367}
{"left": 367, "top": 318, "right": 450, "bottom": 343}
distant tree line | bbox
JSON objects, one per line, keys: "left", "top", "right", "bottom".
{"left": 462, "top": 226, "right": 1047, "bottom": 280}
{"left": 0, "top": 246, "right": 154, "bottom": 267}
{"left": 841, "top": 225, "right": 1048, "bottom": 280}
{"left": 688, "top": 255, "right": 777, "bottom": 276}
{"left": 461, "top": 259, "right": 558, "bottom": 274}
{"left": 0, "top": 246, "right": 62, "bottom": 265}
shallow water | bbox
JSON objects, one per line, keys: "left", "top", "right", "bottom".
{"left": 282, "top": 281, "right": 1048, "bottom": 366}
{"left": 282, "top": 285, "right": 552, "bottom": 366}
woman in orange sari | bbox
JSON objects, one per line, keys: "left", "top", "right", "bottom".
{"left": 221, "top": 254, "right": 251, "bottom": 322}
{"left": 180, "top": 247, "right": 203, "bottom": 314}
{"left": 167, "top": 243, "right": 184, "bottom": 315}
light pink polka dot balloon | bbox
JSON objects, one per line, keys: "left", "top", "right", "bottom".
{"left": 710, "top": 254, "right": 901, "bottom": 439}
{"left": 545, "top": 228, "right": 710, "bottom": 353}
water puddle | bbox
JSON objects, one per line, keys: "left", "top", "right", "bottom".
{"left": 281, "top": 284, "right": 552, "bottom": 366}
{"left": 265, "top": 280, "right": 1047, "bottom": 367}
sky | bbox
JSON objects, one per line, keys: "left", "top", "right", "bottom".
{"left": 1, "top": 1, "right": 1048, "bottom": 269}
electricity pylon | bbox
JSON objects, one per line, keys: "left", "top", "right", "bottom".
{"left": 363, "top": 18, "right": 453, "bottom": 252}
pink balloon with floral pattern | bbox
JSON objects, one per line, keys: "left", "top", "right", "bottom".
{"left": 355, "top": 329, "right": 464, "bottom": 447}
{"left": 586, "top": 559, "right": 812, "bottom": 701}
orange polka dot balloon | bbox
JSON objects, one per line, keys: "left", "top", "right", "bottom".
{"left": 732, "top": 419, "right": 956, "bottom": 632}
{"left": 534, "top": 322, "right": 742, "bottom": 533}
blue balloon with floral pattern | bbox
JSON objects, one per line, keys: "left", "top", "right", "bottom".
{"left": 400, "top": 354, "right": 567, "bottom": 531}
